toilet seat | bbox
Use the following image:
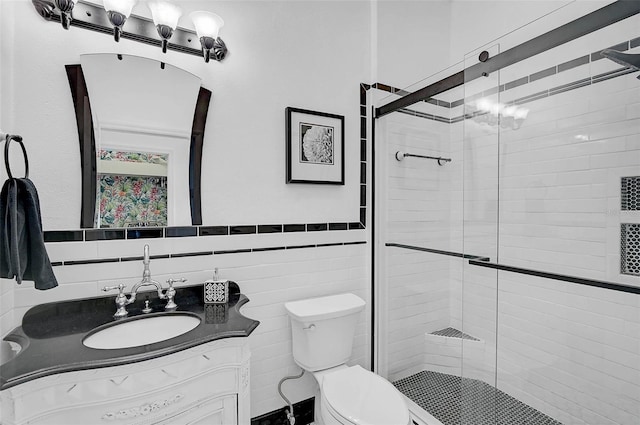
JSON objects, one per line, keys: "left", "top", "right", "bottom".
{"left": 321, "top": 365, "right": 410, "bottom": 425}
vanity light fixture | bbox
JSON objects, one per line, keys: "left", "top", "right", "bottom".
{"left": 103, "top": 0, "right": 137, "bottom": 41}
{"left": 148, "top": 1, "right": 182, "bottom": 53}
{"left": 54, "top": 0, "right": 75, "bottom": 29}
{"left": 32, "top": 0, "right": 228, "bottom": 62}
{"left": 189, "top": 11, "right": 226, "bottom": 63}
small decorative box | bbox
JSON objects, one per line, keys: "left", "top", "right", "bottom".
{"left": 204, "top": 280, "right": 228, "bottom": 304}
{"left": 204, "top": 268, "right": 228, "bottom": 304}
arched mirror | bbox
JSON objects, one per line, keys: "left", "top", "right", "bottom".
{"left": 66, "top": 54, "right": 210, "bottom": 228}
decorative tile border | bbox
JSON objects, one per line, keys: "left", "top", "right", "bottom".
{"left": 251, "top": 397, "right": 314, "bottom": 425}
{"left": 49, "top": 241, "right": 366, "bottom": 267}
{"left": 621, "top": 176, "right": 640, "bottom": 211}
{"left": 375, "top": 37, "right": 640, "bottom": 124}
{"left": 359, "top": 83, "right": 369, "bottom": 229}
{"left": 621, "top": 223, "right": 640, "bottom": 277}
{"left": 45, "top": 222, "right": 367, "bottom": 243}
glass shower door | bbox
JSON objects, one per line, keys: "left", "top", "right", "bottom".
{"left": 375, "top": 64, "right": 468, "bottom": 425}
{"left": 461, "top": 5, "right": 640, "bottom": 424}
{"left": 459, "top": 43, "right": 502, "bottom": 425}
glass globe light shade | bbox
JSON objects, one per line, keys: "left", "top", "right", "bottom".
{"left": 189, "top": 11, "right": 224, "bottom": 39}
{"left": 103, "top": 0, "right": 137, "bottom": 18}
{"left": 148, "top": 1, "right": 182, "bottom": 29}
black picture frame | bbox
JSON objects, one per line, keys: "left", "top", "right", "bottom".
{"left": 286, "top": 107, "right": 345, "bottom": 185}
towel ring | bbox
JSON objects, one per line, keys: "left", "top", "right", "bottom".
{"left": 4, "top": 134, "right": 29, "bottom": 179}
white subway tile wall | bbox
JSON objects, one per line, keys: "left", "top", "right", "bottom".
{"left": 490, "top": 62, "right": 639, "bottom": 425}
{"left": 0, "top": 279, "right": 14, "bottom": 338}
{"left": 3, "top": 233, "right": 369, "bottom": 418}
{"left": 380, "top": 17, "right": 640, "bottom": 425}
{"left": 381, "top": 114, "right": 455, "bottom": 382}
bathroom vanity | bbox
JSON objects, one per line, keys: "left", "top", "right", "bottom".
{"left": 0, "top": 284, "right": 259, "bottom": 424}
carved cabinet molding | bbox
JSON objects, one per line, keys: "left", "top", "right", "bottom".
{"left": 0, "top": 338, "right": 251, "bottom": 425}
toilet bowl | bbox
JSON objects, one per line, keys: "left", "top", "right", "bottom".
{"left": 284, "top": 293, "right": 411, "bottom": 425}
{"left": 314, "top": 365, "right": 411, "bottom": 425}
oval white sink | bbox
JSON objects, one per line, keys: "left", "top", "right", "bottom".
{"left": 83, "top": 314, "right": 201, "bottom": 350}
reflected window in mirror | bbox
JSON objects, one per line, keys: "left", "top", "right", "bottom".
{"left": 97, "top": 149, "right": 168, "bottom": 228}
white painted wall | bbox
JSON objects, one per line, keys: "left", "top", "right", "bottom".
{"left": 449, "top": 0, "right": 575, "bottom": 60}
{"left": 0, "top": 0, "right": 372, "bottom": 419}
{"left": 1, "top": 0, "right": 369, "bottom": 230}
{"left": 372, "top": 0, "right": 609, "bottom": 94}
{"left": 374, "top": 0, "right": 453, "bottom": 90}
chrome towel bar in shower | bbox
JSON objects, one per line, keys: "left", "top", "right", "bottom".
{"left": 395, "top": 151, "right": 451, "bottom": 166}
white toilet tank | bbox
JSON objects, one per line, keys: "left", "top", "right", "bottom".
{"left": 284, "top": 293, "right": 365, "bottom": 371}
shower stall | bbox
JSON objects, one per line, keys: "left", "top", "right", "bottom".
{"left": 373, "top": 2, "right": 640, "bottom": 425}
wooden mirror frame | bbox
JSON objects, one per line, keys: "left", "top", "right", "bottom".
{"left": 65, "top": 64, "right": 210, "bottom": 228}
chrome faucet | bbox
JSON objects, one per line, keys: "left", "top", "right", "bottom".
{"left": 128, "top": 245, "right": 166, "bottom": 304}
{"left": 103, "top": 244, "right": 187, "bottom": 318}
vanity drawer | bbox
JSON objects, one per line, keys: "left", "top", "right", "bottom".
{"left": 25, "top": 366, "right": 237, "bottom": 425}
{"left": 154, "top": 395, "right": 237, "bottom": 425}
{"left": 3, "top": 338, "right": 251, "bottom": 425}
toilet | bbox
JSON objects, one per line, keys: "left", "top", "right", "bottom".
{"left": 284, "top": 293, "right": 411, "bottom": 425}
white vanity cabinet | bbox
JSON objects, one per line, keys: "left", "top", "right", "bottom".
{"left": 0, "top": 338, "right": 251, "bottom": 425}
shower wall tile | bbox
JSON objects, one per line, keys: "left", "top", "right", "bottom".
{"left": 594, "top": 84, "right": 639, "bottom": 113}
{"left": 590, "top": 118, "right": 640, "bottom": 142}
{"left": 383, "top": 111, "right": 456, "bottom": 380}
{"left": 590, "top": 53, "right": 626, "bottom": 78}
{"left": 376, "top": 13, "right": 640, "bottom": 425}
{"left": 627, "top": 101, "right": 640, "bottom": 120}
{"left": 470, "top": 75, "right": 639, "bottom": 425}
{"left": 592, "top": 150, "right": 640, "bottom": 169}
{"left": 413, "top": 47, "right": 640, "bottom": 424}
{"left": 494, "top": 273, "right": 640, "bottom": 424}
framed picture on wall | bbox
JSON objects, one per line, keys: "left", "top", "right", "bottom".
{"left": 286, "top": 107, "right": 345, "bottom": 185}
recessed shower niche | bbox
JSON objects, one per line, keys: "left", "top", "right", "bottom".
{"left": 67, "top": 54, "right": 211, "bottom": 228}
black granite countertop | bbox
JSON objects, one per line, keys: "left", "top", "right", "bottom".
{"left": 0, "top": 282, "right": 259, "bottom": 390}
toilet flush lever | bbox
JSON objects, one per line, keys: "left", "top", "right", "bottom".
{"left": 303, "top": 324, "right": 316, "bottom": 331}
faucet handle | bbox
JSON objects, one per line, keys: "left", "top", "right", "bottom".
{"left": 102, "top": 284, "right": 129, "bottom": 318}
{"left": 102, "top": 283, "right": 126, "bottom": 294}
{"left": 164, "top": 278, "right": 185, "bottom": 310}
{"left": 166, "top": 278, "right": 187, "bottom": 288}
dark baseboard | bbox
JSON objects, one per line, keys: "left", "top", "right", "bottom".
{"left": 251, "top": 397, "right": 314, "bottom": 425}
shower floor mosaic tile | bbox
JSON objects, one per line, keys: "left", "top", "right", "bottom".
{"left": 394, "top": 371, "right": 562, "bottom": 425}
